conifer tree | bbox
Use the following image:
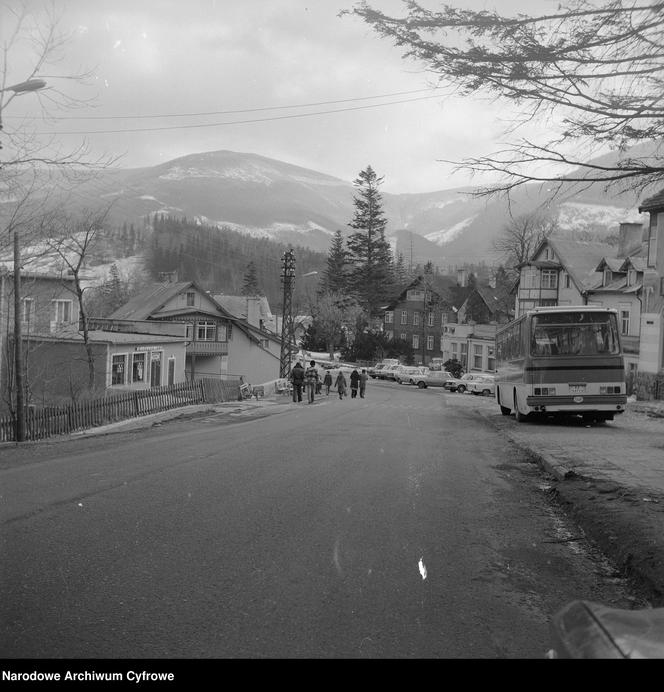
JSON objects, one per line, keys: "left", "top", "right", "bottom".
{"left": 320, "top": 230, "right": 349, "bottom": 295}
{"left": 241, "top": 261, "right": 261, "bottom": 296}
{"left": 345, "top": 165, "right": 394, "bottom": 319}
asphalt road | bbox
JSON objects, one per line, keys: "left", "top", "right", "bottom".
{"left": 0, "top": 382, "right": 640, "bottom": 658}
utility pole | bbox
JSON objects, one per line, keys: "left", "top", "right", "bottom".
{"left": 1, "top": 79, "right": 48, "bottom": 441}
{"left": 279, "top": 249, "right": 296, "bottom": 379}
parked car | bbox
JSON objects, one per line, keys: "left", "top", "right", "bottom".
{"left": 368, "top": 363, "right": 388, "bottom": 379}
{"left": 412, "top": 370, "right": 455, "bottom": 389}
{"left": 379, "top": 364, "right": 403, "bottom": 381}
{"left": 467, "top": 375, "right": 496, "bottom": 396}
{"left": 394, "top": 366, "right": 429, "bottom": 384}
{"left": 444, "top": 372, "right": 493, "bottom": 394}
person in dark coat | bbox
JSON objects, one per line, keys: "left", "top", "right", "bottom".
{"left": 350, "top": 369, "right": 360, "bottom": 398}
{"left": 290, "top": 362, "right": 305, "bottom": 402}
{"left": 359, "top": 369, "right": 369, "bottom": 398}
{"left": 323, "top": 370, "right": 333, "bottom": 396}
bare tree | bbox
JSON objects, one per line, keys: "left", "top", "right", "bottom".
{"left": 41, "top": 206, "right": 112, "bottom": 389}
{"left": 1, "top": 2, "right": 116, "bottom": 438}
{"left": 345, "top": 1, "right": 664, "bottom": 197}
{"left": 492, "top": 212, "right": 558, "bottom": 275}
{"left": 309, "top": 291, "right": 363, "bottom": 360}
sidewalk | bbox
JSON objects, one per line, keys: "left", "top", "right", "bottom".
{"left": 478, "top": 397, "right": 664, "bottom": 605}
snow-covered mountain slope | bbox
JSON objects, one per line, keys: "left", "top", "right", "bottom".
{"left": 3, "top": 148, "right": 655, "bottom": 266}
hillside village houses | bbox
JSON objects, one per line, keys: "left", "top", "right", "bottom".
{"left": 515, "top": 199, "right": 664, "bottom": 398}
{"left": 379, "top": 273, "right": 512, "bottom": 372}
{"left": 0, "top": 268, "right": 189, "bottom": 408}
{"left": 107, "top": 279, "right": 283, "bottom": 387}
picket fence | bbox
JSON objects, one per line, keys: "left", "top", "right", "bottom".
{"left": 0, "top": 378, "right": 241, "bottom": 443}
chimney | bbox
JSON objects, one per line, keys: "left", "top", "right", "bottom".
{"left": 246, "top": 296, "right": 260, "bottom": 328}
{"left": 457, "top": 268, "right": 468, "bottom": 287}
{"left": 617, "top": 222, "right": 644, "bottom": 258}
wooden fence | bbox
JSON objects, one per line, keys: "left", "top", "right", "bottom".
{"left": 0, "top": 378, "right": 241, "bottom": 443}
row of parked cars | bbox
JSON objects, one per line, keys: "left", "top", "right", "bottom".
{"left": 368, "top": 362, "right": 496, "bottom": 396}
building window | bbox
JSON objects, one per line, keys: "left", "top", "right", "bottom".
{"left": 385, "top": 311, "right": 394, "bottom": 324}
{"left": 620, "top": 306, "right": 630, "bottom": 336}
{"left": 196, "top": 321, "right": 216, "bottom": 341}
{"left": 132, "top": 353, "right": 146, "bottom": 383}
{"left": 648, "top": 213, "right": 658, "bottom": 268}
{"left": 604, "top": 269, "right": 612, "bottom": 286}
{"left": 400, "top": 310, "right": 408, "bottom": 325}
{"left": 413, "top": 311, "right": 420, "bottom": 326}
{"left": 452, "top": 343, "right": 458, "bottom": 357}
{"left": 52, "top": 299, "right": 73, "bottom": 324}
{"left": 412, "top": 334, "right": 419, "bottom": 350}
{"left": 541, "top": 270, "right": 558, "bottom": 289}
{"left": 427, "top": 335, "right": 434, "bottom": 351}
{"left": 473, "top": 344, "right": 483, "bottom": 369}
{"left": 427, "top": 311, "right": 434, "bottom": 327}
{"left": 407, "top": 289, "right": 424, "bottom": 301}
{"left": 400, "top": 333, "right": 406, "bottom": 342}
{"left": 487, "top": 347, "right": 495, "bottom": 371}
{"left": 186, "top": 291, "right": 195, "bottom": 306}
{"left": 112, "top": 354, "right": 126, "bottom": 385}
{"left": 22, "top": 298, "right": 34, "bottom": 325}
{"left": 564, "top": 273, "right": 571, "bottom": 289}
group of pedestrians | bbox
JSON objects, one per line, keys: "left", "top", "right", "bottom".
{"left": 290, "top": 360, "right": 368, "bottom": 403}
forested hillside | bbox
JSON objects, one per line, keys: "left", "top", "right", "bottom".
{"left": 143, "top": 215, "right": 327, "bottom": 307}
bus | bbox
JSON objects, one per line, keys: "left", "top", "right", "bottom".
{"left": 495, "top": 306, "right": 627, "bottom": 423}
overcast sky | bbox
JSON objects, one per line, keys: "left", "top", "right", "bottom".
{"left": 4, "top": 0, "right": 558, "bottom": 194}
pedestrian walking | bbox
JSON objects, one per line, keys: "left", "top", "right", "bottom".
{"left": 350, "top": 369, "right": 360, "bottom": 398}
{"left": 305, "top": 360, "right": 319, "bottom": 404}
{"left": 359, "top": 368, "right": 368, "bottom": 398}
{"left": 334, "top": 370, "right": 347, "bottom": 399}
{"left": 290, "top": 361, "right": 305, "bottom": 403}
{"left": 323, "top": 370, "right": 333, "bottom": 396}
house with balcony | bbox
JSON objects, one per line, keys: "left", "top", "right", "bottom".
{"left": 108, "top": 280, "right": 282, "bottom": 384}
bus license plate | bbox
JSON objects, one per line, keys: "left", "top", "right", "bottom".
{"left": 569, "top": 384, "right": 586, "bottom": 393}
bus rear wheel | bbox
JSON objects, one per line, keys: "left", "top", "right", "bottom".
{"left": 500, "top": 405, "right": 511, "bottom": 415}
{"left": 514, "top": 392, "right": 529, "bottom": 422}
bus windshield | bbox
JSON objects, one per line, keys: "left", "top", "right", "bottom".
{"left": 530, "top": 312, "right": 620, "bottom": 357}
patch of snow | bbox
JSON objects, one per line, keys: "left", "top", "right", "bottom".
{"left": 159, "top": 165, "right": 275, "bottom": 185}
{"left": 557, "top": 203, "right": 647, "bottom": 231}
{"left": 100, "top": 190, "right": 125, "bottom": 199}
{"left": 138, "top": 194, "right": 159, "bottom": 201}
{"left": 424, "top": 215, "right": 477, "bottom": 245}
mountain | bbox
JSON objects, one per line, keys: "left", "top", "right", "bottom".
{"left": 3, "top": 148, "right": 652, "bottom": 269}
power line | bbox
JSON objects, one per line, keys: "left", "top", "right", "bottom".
{"left": 29, "top": 95, "right": 443, "bottom": 136}
{"left": 7, "top": 88, "right": 444, "bottom": 121}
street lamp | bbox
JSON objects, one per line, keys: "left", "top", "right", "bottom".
{"left": 0, "top": 77, "right": 47, "bottom": 442}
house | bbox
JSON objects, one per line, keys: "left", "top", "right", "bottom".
{"left": 21, "top": 324, "right": 188, "bottom": 405}
{"left": 457, "top": 285, "right": 513, "bottom": 325}
{"left": 635, "top": 191, "right": 664, "bottom": 390}
{"left": 0, "top": 270, "right": 80, "bottom": 408}
{"left": 440, "top": 322, "right": 497, "bottom": 373}
{"left": 108, "top": 280, "right": 283, "bottom": 385}
{"left": 380, "top": 276, "right": 456, "bottom": 366}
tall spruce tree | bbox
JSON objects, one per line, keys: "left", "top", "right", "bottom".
{"left": 346, "top": 165, "right": 394, "bottom": 319}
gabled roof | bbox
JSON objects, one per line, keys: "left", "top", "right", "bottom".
{"left": 594, "top": 257, "right": 624, "bottom": 273}
{"left": 619, "top": 256, "right": 648, "bottom": 272}
{"left": 528, "top": 237, "right": 616, "bottom": 293}
{"left": 638, "top": 188, "right": 664, "bottom": 212}
{"left": 109, "top": 281, "right": 196, "bottom": 320}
